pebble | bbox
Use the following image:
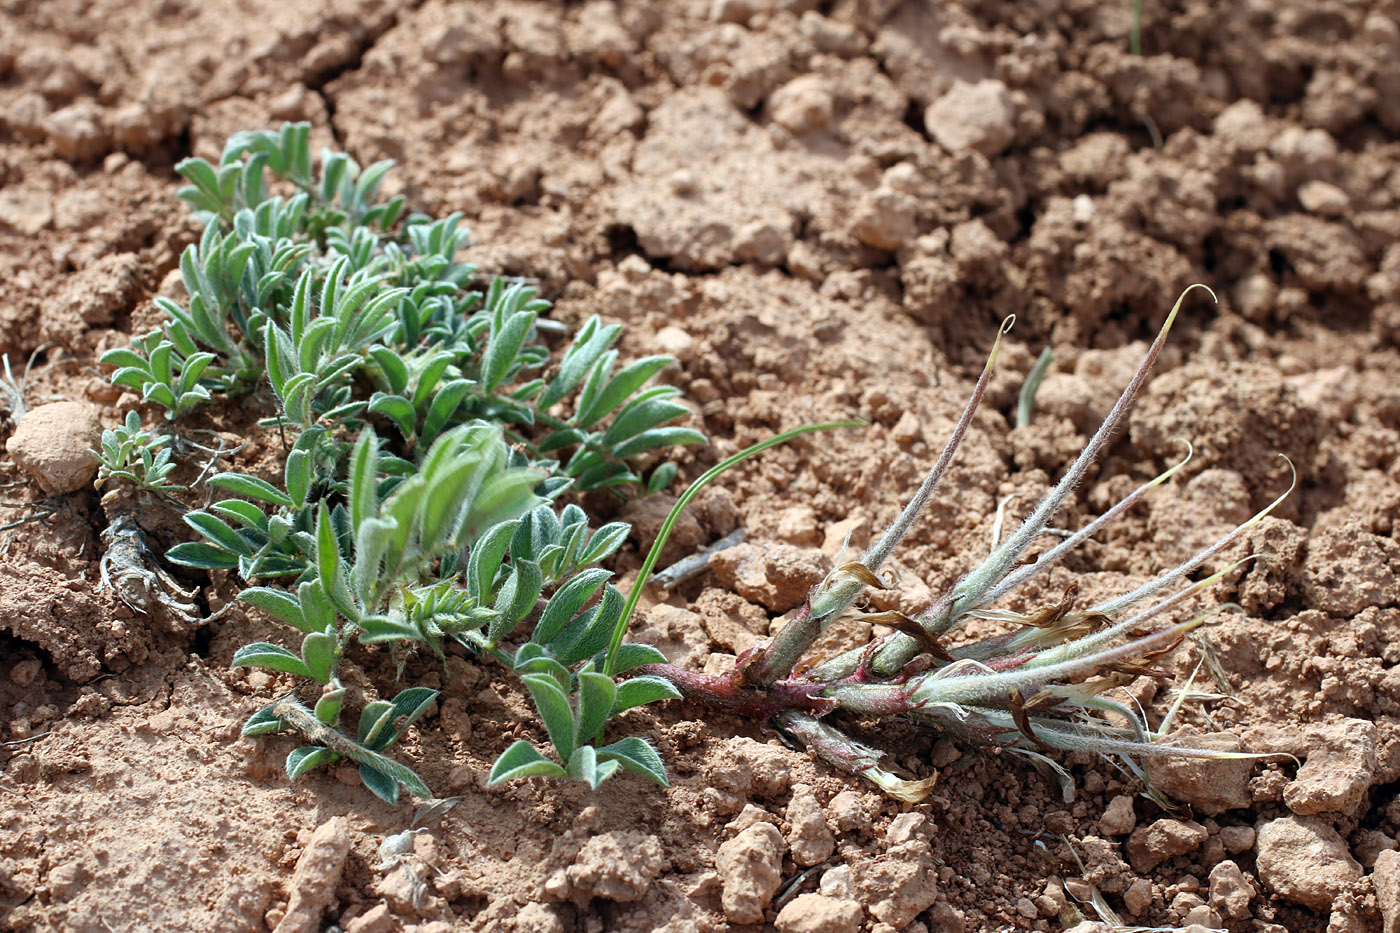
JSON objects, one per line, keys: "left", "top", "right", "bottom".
{"left": 785, "top": 784, "right": 835, "bottom": 866}
{"left": 1375, "top": 849, "right": 1400, "bottom": 933}
{"left": 886, "top": 812, "right": 928, "bottom": 846}
{"left": 859, "top": 841, "right": 941, "bottom": 927}
{"left": 45, "top": 101, "right": 110, "bottom": 162}
{"left": 851, "top": 187, "right": 917, "bottom": 251}
{"left": 652, "top": 325, "right": 695, "bottom": 362}
{"left": 716, "top": 822, "right": 786, "bottom": 924}
{"left": 825, "top": 790, "right": 870, "bottom": 834}
{"left": 6, "top": 91, "right": 49, "bottom": 143}
{"left": 769, "top": 75, "right": 834, "bottom": 135}
{"left": 563, "top": 830, "right": 664, "bottom": 902}
{"left": 820, "top": 864, "right": 856, "bottom": 899}
{"left": 1125, "top": 818, "right": 1209, "bottom": 872}
{"left": 344, "top": 904, "right": 395, "bottom": 933}
{"left": 9, "top": 659, "right": 42, "bottom": 687}
{"left": 6, "top": 401, "right": 102, "bottom": 495}
{"left": 1255, "top": 815, "right": 1363, "bottom": 911}
{"left": 273, "top": 818, "right": 351, "bottom": 933}
{"left": 1098, "top": 795, "right": 1137, "bottom": 836}
{"left": 710, "top": 0, "right": 756, "bottom": 24}
{"left": 47, "top": 860, "right": 89, "bottom": 898}
{"left": 1297, "top": 180, "right": 1349, "bottom": 216}
{"left": 512, "top": 902, "right": 566, "bottom": 933}
{"left": 925, "top": 79, "right": 1016, "bottom": 157}
{"left": 1184, "top": 905, "right": 1224, "bottom": 928}
{"left": 774, "top": 893, "right": 863, "bottom": 933}
{"left": 708, "top": 543, "right": 831, "bottom": 613}
{"left": 1284, "top": 719, "right": 1377, "bottom": 816}
{"left": 1123, "top": 878, "right": 1154, "bottom": 917}
{"left": 1220, "top": 825, "right": 1256, "bottom": 853}
{"left": 1209, "top": 859, "right": 1253, "bottom": 919}
{"left": 1148, "top": 729, "right": 1254, "bottom": 815}
{"left": 890, "top": 411, "right": 922, "bottom": 446}
{"left": 0, "top": 187, "right": 53, "bottom": 235}
{"left": 821, "top": 517, "right": 870, "bottom": 558}
{"left": 775, "top": 506, "right": 821, "bottom": 547}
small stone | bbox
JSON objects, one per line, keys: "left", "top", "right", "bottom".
{"left": 564, "top": 831, "right": 665, "bottom": 902}
{"left": 55, "top": 251, "right": 143, "bottom": 326}
{"left": 1099, "top": 795, "right": 1137, "bottom": 836}
{"left": 734, "top": 219, "right": 793, "bottom": 265}
{"left": 1284, "top": 719, "right": 1378, "bottom": 816}
{"left": 710, "top": 0, "right": 756, "bottom": 24}
{"left": 709, "top": 543, "right": 831, "bottom": 613}
{"left": 1353, "top": 829, "right": 1399, "bottom": 870}
{"left": 1375, "top": 849, "right": 1400, "bottom": 933}
{"left": 786, "top": 784, "right": 835, "bottom": 866}
{"left": 851, "top": 187, "right": 917, "bottom": 251}
{"left": 45, "top": 101, "right": 109, "bottom": 162}
{"left": 1170, "top": 891, "right": 1205, "bottom": 915}
{"left": 0, "top": 187, "right": 53, "bottom": 235}
{"left": 775, "top": 893, "right": 863, "bottom": 933}
{"left": 7, "top": 91, "right": 49, "bottom": 143}
{"left": 1015, "top": 897, "right": 1038, "bottom": 919}
{"left": 1209, "top": 859, "right": 1252, "bottom": 920}
{"left": 1125, "top": 819, "right": 1209, "bottom": 873}
{"left": 1063, "top": 879, "right": 1092, "bottom": 902}
{"left": 826, "top": 791, "right": 870, "bottom": 834}
{"left": 1123, "top": 878, "right": 1153, "bottom": 917}
{"left": 886, "top": 812, "right": 928, "bottom": 846}
{"left": 1233, "top": 272, "right": 1278, "bottom": 323}
{"left": 858, "top": 842, "right": 940, "bottom": 927}
{"left": 926, "top": 900, "right": 965, "bottom": 933}
{"left": 1298, "top": 180, "right": 1349, "bottom": 216}
{"left": 769, "top": 75, "right": 834, "bottom": 135}
{"left": 1072, "top": 193, "right": 1096, "bottom": 224}
{"left": 652, "top": 325, "right": 695, "bottom": 362}
{"left": 668, "top": 169, "right": 698, "bottom": 196}
{"left": 273, "top": 817, "right": 352, "bottom": 933}
{"left": 7, "top": 402, "right": 102, "bottom": 494}
{"left": 344, "top": 904, "right": 395, "bottom": 933}
{"left": 376, "top": 864, "right": 434, "bottom": 916}
{"left": 798, "top": 11, "right": 866, "bottom": 56}
{"left": 924, "top": 80, "right": 1016, "bottom": 157}
{"left": 717, "top": 822, "right": 786, "bottom": 924}
{"left": 1078, "top": 835, "right": 1132, "bottom": 894}
{"left": 1036, "top": 879, "right": 1066, "bottom": 917}
{"left": 47, "top": 860, "right": 90, "bottom": 898}
{"left": 1185, "top": 905, "right": 1223, "bottom": 927}
{"left": 891, "top": 411, "right": 922, "bottom": 446}
{"left": 1148, "top": 729, "right": 1254, "bottom": 815}
{"left": 1220, "top": 825, "right": 1255, "bottom": 854}
{"left": 821, "top": 517, "right": 869, "bottom": 558}
{"left": 9, "top": 659, "right": 41, "bottom": 687}
{"left": 513, "top": 902, "right": 566, "bottom": 933}
{"left": 820, "top": 864, "right": 856, "bottom": 899}
{"left": 929, "top": 739, "right": 961, "bottom": 768}
{"left": 1256, "top": 815, "right": 1363, "bottom": 911}
{"left": 775, "top": 506, "right": 821, "bottom": 547}
{"left": 729, "top": 802, "right": 778, "bottom": 834}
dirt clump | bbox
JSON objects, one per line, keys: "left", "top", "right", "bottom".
{"left": 3, "top": 0, "right": 1400, "bottom": 930}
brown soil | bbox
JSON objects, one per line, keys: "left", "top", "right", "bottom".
{"left": 3, "top": 1, "right": 1400, "bottom": 931}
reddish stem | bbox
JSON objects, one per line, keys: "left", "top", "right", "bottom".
{"left": 634, "top": 662, "right": 838, "bottom": 720}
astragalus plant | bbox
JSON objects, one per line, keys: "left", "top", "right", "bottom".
{"left": 629, "top": 287, "right": 1288, "bottom": 801}
{"left": 99, "top": 123, "right": 704, "bottom": 802}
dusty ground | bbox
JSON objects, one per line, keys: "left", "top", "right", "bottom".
{"left": 3, "top": 0, "right": 1400, "bottom": 931}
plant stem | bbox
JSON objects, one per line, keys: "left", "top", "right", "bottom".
{"left": 601, "top": 419, "right": 866, "bottom": 679}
